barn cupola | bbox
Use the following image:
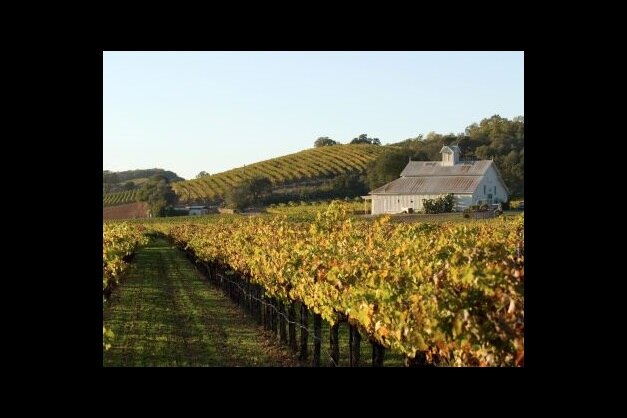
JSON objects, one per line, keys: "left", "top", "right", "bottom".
{"left": 440, "top": 145, "right": 460, "bottom": 166}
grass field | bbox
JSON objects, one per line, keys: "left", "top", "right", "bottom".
{"left": 103, "top": 236, "right": 298, "bottom": 366}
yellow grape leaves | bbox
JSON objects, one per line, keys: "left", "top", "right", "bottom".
{"left": 156, "top": 205, "right": 523, "bottom": 366}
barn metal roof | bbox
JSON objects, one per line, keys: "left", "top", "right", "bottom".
{"left": 370, "top": 176, "right": 481, "bottom": 195}
{"left": 399, "top": 160, "right": 492, "bottom": 177}
{"left": 369, "top": 159, "right": 510, "bottom": 195}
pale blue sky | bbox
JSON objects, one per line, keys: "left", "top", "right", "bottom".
{"left": 103, "top": 51, "right": 524, "bottom": 180}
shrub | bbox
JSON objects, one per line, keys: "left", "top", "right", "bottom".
{"left": 423, "top": 194, "right": 455, "bottom": 214}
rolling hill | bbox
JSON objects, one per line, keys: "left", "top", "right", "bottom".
{"left": 172, "top": 144, "right": 385, "bottom": 203}
{"left": 103, "top": 169, "right": 184, "bottom": 194}
{"left": 103, "top": 144, "right": 386, "bottom": 206}
{"left": 103, "top": 168, "right": 186, "bottom": 207}
{"left": 103, "top": 116, "right": 524, "bottom": 208}
{"left": 103, "top": 190, "right": 141, "bottom": 207}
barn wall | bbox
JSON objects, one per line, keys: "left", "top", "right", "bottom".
{"left": 370, "top": 162, "right": 511, "bottom": 214}
{"left": 372, "top": 195, "right": 411, "bottom": 214}
{"left": 372, "top": 194, "right": 473, "bottom": 214}
{"left": 473, "top": 166, "right": 509, "bottom": 205}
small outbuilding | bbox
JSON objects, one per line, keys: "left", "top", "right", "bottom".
{"left": 188, "top": 205, "right": 209, "bottom": 216}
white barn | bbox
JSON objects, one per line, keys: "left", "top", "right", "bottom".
{"left": 367, "top": 145, "right": 509, "bottom": 215}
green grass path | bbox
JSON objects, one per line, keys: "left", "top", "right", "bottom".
{"left": 103, "top": 236, "right": 297, "bottom": 367}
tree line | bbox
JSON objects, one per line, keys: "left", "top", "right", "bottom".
{"left": 310, "top": 115, "right": 524, "bottom": 198}
{"left": 314, "top": 133, "right": 380, "bottom": 147}
{"left": 371, "top": 115, "right": 524, "bottom": 197}
{"left": 103, "top": 168, "right": 184, "bottom": 194}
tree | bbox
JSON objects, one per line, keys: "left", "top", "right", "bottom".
{"left": 196, "top": 171, "right": 210, "bottom": 179}
{"left": 464, "top": 115, "right": 524, "bottom": 197}
{"left": 248, "top": 176, "right": 272, "bottom": 202}
{"left": 103, "top": 172, "right": 120, "bottom": 184}
{"left": 423, "top": 194, "right": 455, "bottom": 214}
{"left": 136, "top": 174, "right": 177, "bottom": 217}
{"left": 331, "top": 173, "right": 368, "bottom": 197}
{"left": 225, "top": 184, "right": 251, "bottom": 210}
{"left": 314, "top": 137, "right": 338, "bottom": 147}
{"left": 366, "top": 149, "right": 411, "bottom": 190}
{"left": 225, "top": 175, "right": 273, "bottom": 210}
{"left": 350, "top": 133, "right": 380, "bottom": 145}
{"left": 123, "top": 181, "right": 135, "bottom": 191}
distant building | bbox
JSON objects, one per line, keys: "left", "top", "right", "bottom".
{"left": 188, "top": 205, "right": 209, "bottom": 216}
{"left": 367, "top": 145, "right": 509, "bottom": 215}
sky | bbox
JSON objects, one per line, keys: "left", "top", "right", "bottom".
{"left": 103, "top": 51, "right": 524, "bottom": 180}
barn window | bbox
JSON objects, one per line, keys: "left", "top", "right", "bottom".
{"left": 484, "top": 185, "right": 486, "bottom": 194}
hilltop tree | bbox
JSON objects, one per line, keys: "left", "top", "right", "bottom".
{"left": 104, "top": 169, "right": 183, "bottom": 183}
{"left": 103, "top": 172, "right": 119, "bottom": 193}
{"left": 103, "top": 171, "right": 120, "bottom": 184}
{"left": 314, "top": 137, "right": 338, "bottom": 147}
{"left": 350, "top": 134, "right": 381, "bottom": 145}
{"left": 196, "top": 171, "right": 210, "bottom": 179}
